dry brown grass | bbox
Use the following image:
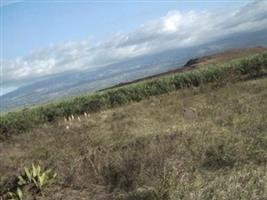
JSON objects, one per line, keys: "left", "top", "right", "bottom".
{"left": 1, "top": 77, "right": 267, "bottom": 200}
{"left": 188, "top": 46, "right": 267, "bottom": 68}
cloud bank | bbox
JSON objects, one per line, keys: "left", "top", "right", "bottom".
{"left": 2, "top": 0, "right": 267, "bottom": 88}
{"left": 0, "top": 0, "right": 23, "bottom": 7}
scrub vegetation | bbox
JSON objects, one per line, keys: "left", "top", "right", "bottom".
{"left": 1, "top": 52, "right": 267, "bottom": 139}
{"left": 0, "top": 51, "right": 267, "bottom": 199}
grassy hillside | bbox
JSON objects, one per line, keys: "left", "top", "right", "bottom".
{"left": 1, "top": 75, "right": 267, "bottom": 199}
{"left": 102, "top": 47, "right": 267, "bottom": 90}
{"left": 183, "top": 46, "right": 267, "bottom": 68}
{"left": 1, "top": 50, "right": 267, "bottom": 199}
{"left": 1, "top": 51, "right": 267, "bottom": 139}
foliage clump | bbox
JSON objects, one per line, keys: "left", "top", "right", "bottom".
{"left": 3, "top": 164, "right": 56, "bottom": 200}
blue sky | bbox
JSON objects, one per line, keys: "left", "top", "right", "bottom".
{"left": 2, "top": 0, "right": 248, "bottom": 59}
{"left": 1, "top": 0, "right": 266, "bottom": 96}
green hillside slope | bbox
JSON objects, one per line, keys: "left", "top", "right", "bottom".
{"left": 0, "top": 51, "right": 267, "bottom": 200}
{"left": 1, "top": 68, "right": 267, "bottom": 199}
{"left": 1, "top": 52, "right": 267, "bottom": 139}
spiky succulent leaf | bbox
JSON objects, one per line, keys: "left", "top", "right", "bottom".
{"left": 32, "top": 164, "right": 37, "bottom": 177}
{"left": 24, "top": 167, "right": 32, "bottom": 181}
{"left": 7, "top": 192, "right": 18, "bottom": 200}
{"left": 7, "top": 192, "right": 15, "bottom": 197}
{"left": 52, "top": 173, "right": 57, "bottom": 179}
{"left": 45, "top": 169, "right": 51, "bottom": 174}
{"left": 31, "top": 176, "right": 39, "bottom": 188}
{"left": 37, "top": 165, "right": 41, "bottom": 176}
{"left": 38, "top": 173, "right": 46, "bottom": 188}
{"left": 17, "top": 175, "right": 26, "bottom": 185}
{"left": 16, "top": 188, "right": 23, "bottom": 200}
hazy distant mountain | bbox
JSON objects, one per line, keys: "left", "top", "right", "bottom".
{"left": 1, "top": 29, "right": 267, "bottom": 112}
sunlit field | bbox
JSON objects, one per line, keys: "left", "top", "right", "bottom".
{"left": 1, "top": 73, "right": 266, "bottom": 199}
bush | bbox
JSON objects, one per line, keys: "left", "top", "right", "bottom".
{"left": 2, "top": 164, "right": 56, "bottom": 200}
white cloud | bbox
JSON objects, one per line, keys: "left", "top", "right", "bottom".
{"left": 2, "top": 0, "right": 267, "bottom": 87}
{"left": 0, "top": 0, "right": 23, "bottom": 7}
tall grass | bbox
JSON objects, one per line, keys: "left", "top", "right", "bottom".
{"left": 1, "top": 52, "right": 267, "bottom": 138}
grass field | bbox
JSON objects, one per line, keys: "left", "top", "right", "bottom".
{"left": 1, "top": 52, "right": 267, "bottom": 139}
{"left": 1, "top": 75, "right": 267, "bottom": 199}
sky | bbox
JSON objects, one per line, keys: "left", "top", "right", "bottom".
{"left": 1, "top": 0, "right": 266, "bottom": 95}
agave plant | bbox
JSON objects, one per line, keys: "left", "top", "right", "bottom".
{"left": 17, "top": 164, "right": 57, "bottom": 191}
{"left": 4, "top": 164, "right": 57, "bottom": 200}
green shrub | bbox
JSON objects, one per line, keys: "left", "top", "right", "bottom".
{"left": 3, "top": 164, "right": 56, "bottom": 200}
